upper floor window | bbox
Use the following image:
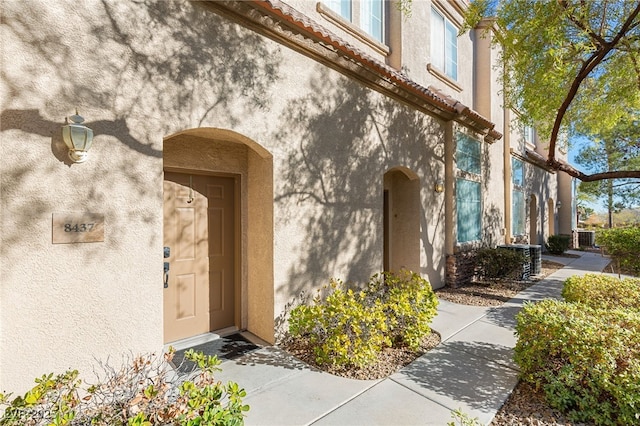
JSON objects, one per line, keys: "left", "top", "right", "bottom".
{"left": 326, "top": 0, "right": 351, "bottom": 21}
{"left": 431, "top": 8, "right": 458, "bottom": 81}
{"left": 323, "top": 0, "right": 384, "bottom": 43}
{"left": 361, "top": 0, "right": 383, "bottom": 42}
{"left": 524, "top": 125, "right": 535, "bottom": 145}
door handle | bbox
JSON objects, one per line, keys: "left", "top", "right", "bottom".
{"left": 163, "top": 246, "right": 170, "bottom": 288}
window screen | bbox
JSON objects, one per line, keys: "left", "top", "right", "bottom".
{"left": 456, "top": 178, "right": 481, "bottom": 243}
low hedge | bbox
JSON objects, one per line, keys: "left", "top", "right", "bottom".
{"left": 546, "top": 234, "right": 571, "bottom": 255}
{"left": 474, "top": 248, "right": 527, "bottom": 281}
{"left": 562, "top": 274, "right": 640, "bottom": 311}
{"left": 514, "top": 299, "right": 640, "bottom": 425}
{"left": 597, "top": 227, "right": 640, "bottom": 276}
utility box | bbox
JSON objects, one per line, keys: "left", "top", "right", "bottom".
{"left": 578, "top": 230, "right": 596, "bottom": 247}
{"left": 529, "top": 245, "right": 542, "bottom": 275}
{"left": 498, "top": 244, "right": 531, "bottom": 280}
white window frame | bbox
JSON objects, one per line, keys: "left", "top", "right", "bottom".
{"left": 431, "top": 7, "right": 458, "bottom": 81}
{"left": 524, "top": 125, "right": 535, "bottom": 146}
{"left": 321, "top": 0, "right": 385, "bottom": 44}
{"left": 326, "top": 0, "right": 351, "bottom": 21}
{"left": 361, "top": 0, "right": 383, "bottom": 42}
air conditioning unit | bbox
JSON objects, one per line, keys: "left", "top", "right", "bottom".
{"left": 498, "top": 244, "right": 531, "bottom": 280}
{"left": 578, "top": 230, "right": 596, "bottom": 247}
{"left": 529, "top": 244, "right": 542, "bottom": 275}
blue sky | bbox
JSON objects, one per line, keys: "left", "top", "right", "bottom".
{"left": 567, "top": 135, "right": 606, "bottom": 213}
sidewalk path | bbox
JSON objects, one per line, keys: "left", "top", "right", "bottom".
{"left": 214, "top": 251, "right": 612, "bottom": 425}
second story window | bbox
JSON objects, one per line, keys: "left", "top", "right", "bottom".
{"left": 361, "top": 0, "right": 383, "bottom": 42}
{"left": 524, "top": 125, "right": 535, "bottom": 146}
{"left": 431, "top": 8, "right": 458, "bottom": 81}
{"left": 326, "top": 0, "right": 351, "bottom": 20}
{"left": 322, "top": 0, "right": 385, "bottom": 43}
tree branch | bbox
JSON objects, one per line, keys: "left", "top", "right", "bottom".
{"left": 549, "top": 158, "right": 640, "bottom": 181}
{"left": 559, "top": 0, "right": 608, "bottom": 46}
{"left": 546, "top": 2, "right": 640, "bottom": 179}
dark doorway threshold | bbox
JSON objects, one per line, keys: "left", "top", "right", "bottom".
{"left": 171, "top": 333, "right": 260, "bottom": 374}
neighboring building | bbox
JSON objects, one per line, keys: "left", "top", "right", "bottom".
{"left": 0, "top": 0, "right": 572, "bottom": 393}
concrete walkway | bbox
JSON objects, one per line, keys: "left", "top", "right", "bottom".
{"left": 213, "top": 251, "right": 612, "bottom": 426}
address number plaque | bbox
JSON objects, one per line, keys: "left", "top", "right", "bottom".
{"left": 52, "top": 212, "right": 105, "bottom": 244}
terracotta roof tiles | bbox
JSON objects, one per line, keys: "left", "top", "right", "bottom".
{"left": 248, "top": 0, "right": 502, "bottom": 142}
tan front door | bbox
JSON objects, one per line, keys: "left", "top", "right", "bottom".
{"left": 163, "top": 172, "right": 236, "bottom": 343}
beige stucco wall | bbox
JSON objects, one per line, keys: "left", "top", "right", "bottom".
{"left": 505, "top": 123, "right": 561, "bottom": 247}
{"left": 1, "top": 0, "right": 171, "bottom": 394}
{"left": 525, "top": 164, "right": 558, "bottom": 246}
{"left": 427, "top": 1, "right": 475, "bottom": 107}
{"left": 271, "top": 74, "right": 449, "bottom": 313}
{"left": 1, "top": 0, "right": 452, "bottom": 393}
{"left": 557, "top": 172, "right": 575, "bottom": 235}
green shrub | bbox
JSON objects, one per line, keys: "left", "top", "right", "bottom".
{"left": 366, "top": 271, "right": 439, "bottom": 351}
{"left": 288, "top": 279, "right": 390, "bottom": 368}
{"left": 288, "top": 271, "right": 438, "bottom": 368}
{"left": 0, "top": 350, "right": 249, "bottom": 426}
{"left": 563, "top": 274, "right": 640, "bottom": 311}
{"left": 546, "top": 234, "right": 571, "bottom": 255}
{"left": 514, "top": 300, "right": 640, "bottom": 425}
{"left": 474, "top": 248, "right": 527, "bottom": 280}
{"left": 597, "top": 227, "right": 640, "bottom": 276}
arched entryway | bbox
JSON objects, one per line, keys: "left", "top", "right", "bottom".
{"left": 529, "top": 194, "right": 538, "bottom": 245}
{"left": 383, "top": 168, "right": 420, "bottom": 273}
{"left": 162, "top": 128, "right": 274, "bottom": 344}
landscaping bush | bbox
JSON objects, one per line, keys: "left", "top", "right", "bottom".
{"left": 473, "top": 248, "right": 527, "bottom": 281}
{"left": 597, "top": 227, "right": 640, "bottom": 276}
{"left": 514, "top": 300, "right": 640, "bottom": 425}
{"left": 288, "top": 279, "right": 390, "bottom": 368}
{"left": 0, "top": 350, "right": 249, "bottom": 426}
{"left": 288, "top": 271, "right": 438, "bottom": 368}
{"left": 562, "top": 274, "right": 640, "bottom": 312}
{"left": 545, "top": 234, "right": 571, "bottom": 255}
{"left": 365, "top": 270, "right": 439, "bottom": 351}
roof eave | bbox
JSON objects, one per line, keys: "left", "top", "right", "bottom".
{"left": 200, "top": 0, "right": 503, "bottom": 142}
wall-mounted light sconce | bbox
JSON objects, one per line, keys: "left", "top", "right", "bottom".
{"left": 62, "top": 110, "right": 94, "bottom": 163}
{"left": 556, "top": 201, "right": 562, "bottom": 210}
{"left": 434, "top": 181, "right": 444, "bottom": 193}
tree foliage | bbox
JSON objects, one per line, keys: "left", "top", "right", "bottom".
{"left": 464, "top": 0, "right": 640, "bottom": 181}
{"left": 576, "top": 119, "right": 640, "bottom": 226}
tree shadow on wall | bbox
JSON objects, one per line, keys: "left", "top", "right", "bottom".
{"left": 1, "top": 0, "right": 280, "bottom": 257}
{"left": 272, "top": 68, "right": 446, "bottom": 318}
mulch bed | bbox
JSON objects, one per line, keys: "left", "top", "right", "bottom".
{"left": 281, "top": 331, "right": 441, "bottom": 380}
{"left": 435, "top": 259, "right": 566, "bottom": 307}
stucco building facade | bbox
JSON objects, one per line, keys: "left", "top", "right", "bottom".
{"left": 1, "top": 0, "right": 573, "bottom": 393}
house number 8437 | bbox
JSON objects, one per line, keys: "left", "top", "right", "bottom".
{"left": 64, "top": 223, "right": 95, "bottom": 232}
